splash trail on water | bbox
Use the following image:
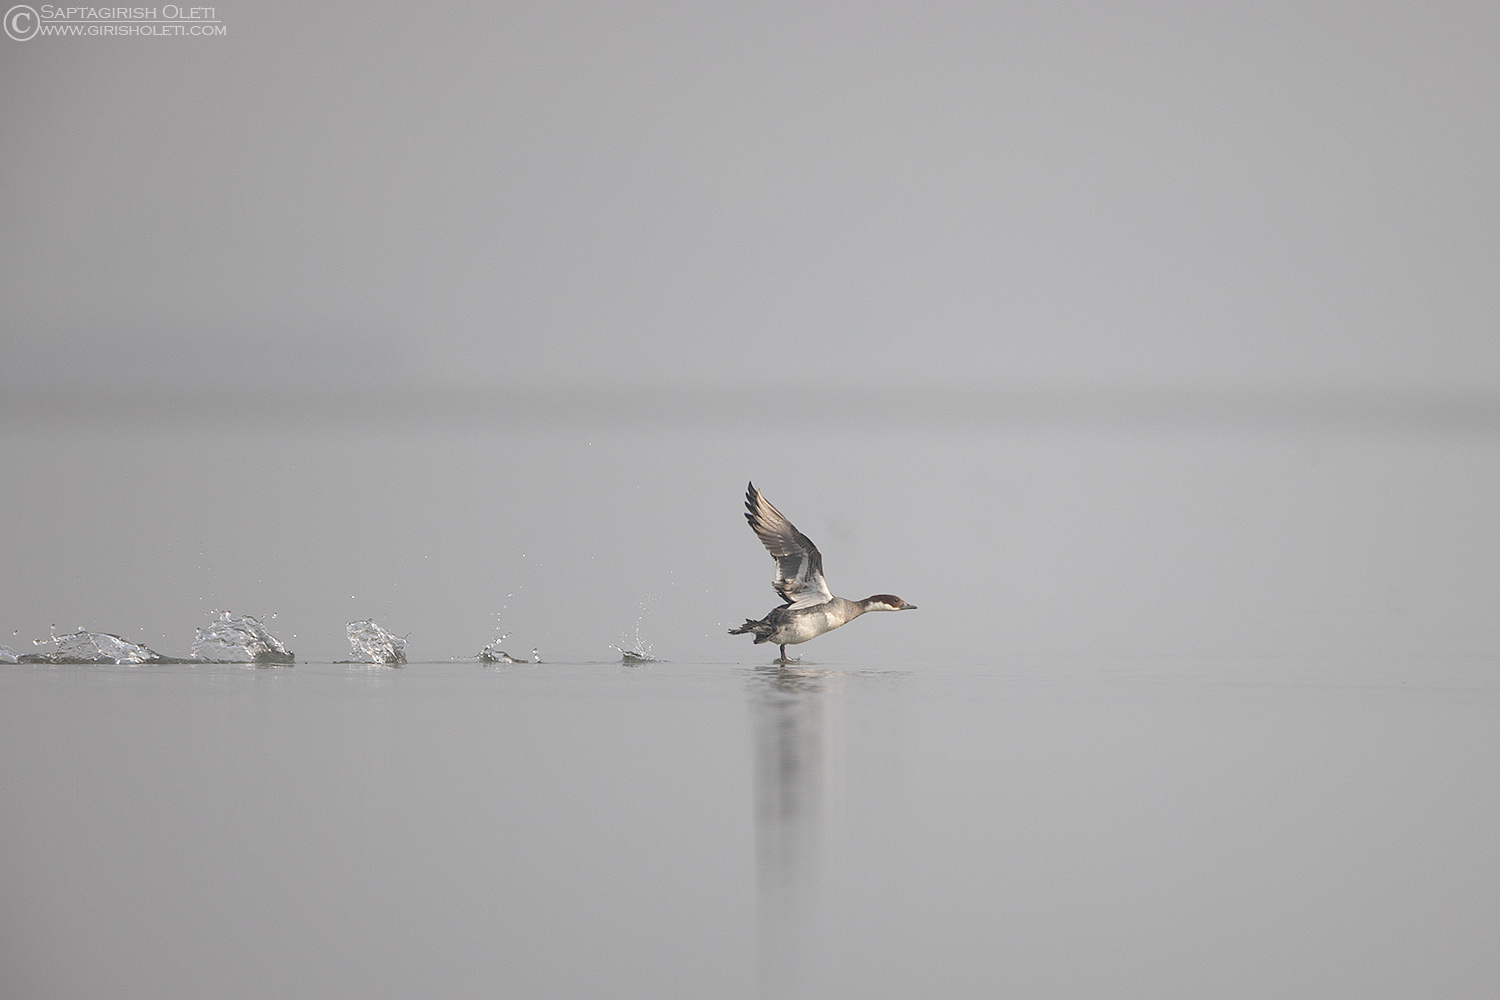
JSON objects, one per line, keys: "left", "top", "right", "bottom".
{"left": 26, "top": 629, "right": 180, "bottom": 664}
{"left": 478, "top": 609, "right": 542, "bottom": 663}
{"left": 479, "top": 633, "right": 529, "bottom": 663}
{"left": 192, "top": 612, "right": 295, "bottom": 664}
{"left": 610, "top": 644, "right": 659, "bottom": 664}
{"left": 610, "top": 612, "right": 659, "bottom": 663}
{"left": 346, "top": 620, "right": 407, "bottom": 665}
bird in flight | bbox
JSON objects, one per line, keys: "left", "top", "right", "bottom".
{"left": 729, "top": 482, "right": 915, "bottom": 662}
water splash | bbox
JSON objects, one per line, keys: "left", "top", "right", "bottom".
{"left": 610, "top": 617, "right": 658, "bottom": 663}
{"left": 479, "top": 632, "right": 525, "bottom": 663}
{"left": 346, "top": 620, "right": 407, "bottom": 665}
{"left": 192, "top": 612, "right": 295, "bottom": 664}
{"left": 609, "top": 642, "right": 658, "bottom": 664}
{"left": 478, "top": 606, "right": 542, "bottom": 663}
{"left": 482, "top": 645, "right": 543, "bottom": 664}
{"left": 0, "top": 645, "right": 18, "bottom": 664}
{"left": 31, "top": 629, "right": 167, "bottom": 664}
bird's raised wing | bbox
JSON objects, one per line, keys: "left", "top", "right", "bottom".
{"left": 744, "top": 482, "right": 833, "bottom": 609}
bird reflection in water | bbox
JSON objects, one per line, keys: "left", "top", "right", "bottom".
{"left": 749, "top": 664, "right": 846, "bottom": 1000}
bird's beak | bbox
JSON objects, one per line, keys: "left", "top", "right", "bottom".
{"left": 900, "top": 601, "right": 917, "bottom": 610}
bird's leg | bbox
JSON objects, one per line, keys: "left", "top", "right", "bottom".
{"left": 778, "top": 644, "right": 787, "bottom": 663}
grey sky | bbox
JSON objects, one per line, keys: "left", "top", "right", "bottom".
{"left": 3, "top": 0, "right": 1497, "bottom": 393}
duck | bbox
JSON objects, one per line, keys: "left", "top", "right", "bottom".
{"left": 729, "top": 482, "right": 915, "bottom": 662}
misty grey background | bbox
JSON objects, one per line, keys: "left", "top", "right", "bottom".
{"left": 2, "top": 0, "right": 1497, "bottom": 394}
{"left": 5, "top": 3, "right": 1500, "bottom": 999}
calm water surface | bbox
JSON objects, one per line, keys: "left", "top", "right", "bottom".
{"left": 3, "top": 656, "right": 1498, "bottom": 999}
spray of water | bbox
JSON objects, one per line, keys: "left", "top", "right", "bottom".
{"left": 479, "top": 631, "right": 526, "bottom": 663}
{"left": 30, "top": 628, "right": 166, "bottom": 664}
{"left": 608, "top": 640, "right": 658, "bottom": 664}
{"left": 478, "top": 606, "right": 542, "bottom": 664}
{"left": 192, "top": 612, "right": 295, "bottom": 664}
{"left": 610, "top": 597, "right": 660, "bottom": 663}
{"left": 346, "top": 620, "right": 407, "bottom": 665}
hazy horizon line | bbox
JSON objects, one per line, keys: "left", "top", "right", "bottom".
{"left": 7, "top": 382, "right": 1500, "bottom": 432}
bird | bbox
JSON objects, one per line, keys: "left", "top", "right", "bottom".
{"left": 729, "top": 482, "right": 915, "bottom": 662}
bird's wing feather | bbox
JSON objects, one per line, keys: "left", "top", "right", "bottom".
{"left": 744, "top": 483, "right": 833, "bottom": 609}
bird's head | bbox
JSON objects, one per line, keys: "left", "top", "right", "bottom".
{"left": 863, "top": 594, "right": 917, "bottom": 612}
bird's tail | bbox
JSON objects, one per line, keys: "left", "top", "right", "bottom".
{"left": 728, "top": 619, "right": 772, "bottom": 641}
